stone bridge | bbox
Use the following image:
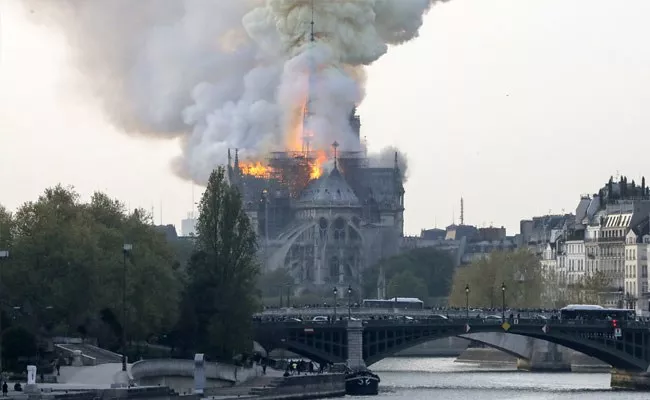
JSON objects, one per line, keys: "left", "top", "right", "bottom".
{"left": 254, "top": 318, "right": 650, "bottom": 390}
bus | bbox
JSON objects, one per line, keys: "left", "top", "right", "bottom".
{"left": 362, "top": 297, "right": 424, "bottom": 310}
{"left": 560, "top": 305, "right": 636, "bottom": 321}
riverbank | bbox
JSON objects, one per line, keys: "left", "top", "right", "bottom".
{"left": 456, "top": 347, "right": 610, "bottom": 372}
{"left": 207, "top": 373, "right": 345, "bottom": 400}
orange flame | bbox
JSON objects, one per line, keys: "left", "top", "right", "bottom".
{"left": 240, "top": 161, "right": 273, "bottom": 178}
{"left": 309, "top": 151, "right": 328, "bottom": 180}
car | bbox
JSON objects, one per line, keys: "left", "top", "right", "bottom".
{"left": 430, "top": 314, "right": 448, "bottom": 320}
{"left": 312, "top": 316, "right": 328, "bottom": 322}
{"left": 484, "top": 315, "right": 502, "bottom": 320}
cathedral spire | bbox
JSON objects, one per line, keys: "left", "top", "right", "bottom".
{"left": 332, "top": 141, "right": 339, "bottom": 170}
{"left": 301, "top": 0, "right": 316, "bottom": 154}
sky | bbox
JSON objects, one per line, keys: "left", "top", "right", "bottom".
{"left": 1, "top": 0, "right": 649, "bottom": 236}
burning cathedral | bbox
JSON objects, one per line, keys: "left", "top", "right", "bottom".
{"left": 227, "top": 109, "right": 404, "bottom": 295}
{"left": 220, "top": 1, "right": 418, "bottom": 296}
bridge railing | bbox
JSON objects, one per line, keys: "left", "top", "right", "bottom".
{"left": 256, "top": 317, "right": 640, "bottom": 330}
{"left": 255, "top": 308, "right": 551, "bottom": 319}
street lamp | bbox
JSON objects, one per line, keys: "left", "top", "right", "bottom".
{"left": 333, "top": 287, "right": 338, "bottom": 322}
{"left": 347, "top": 285, "right": 352, "bottom": 319}
{"left": 465, "top": 284, "right": 470, "bottom": 319}
{"left": 618, "top": 287, "right": 624, "bottom": 308}
{"left": 0, "top": 250, "right": 8, "bottom": 375}
{"left": 501, "top": 282, "right": 506, "bottom": 321}
{"left": 261, "top": 190, "right": 269, "bottom": 274}
{"left": 121, "top": 243, "right": 132, "bottom": 372}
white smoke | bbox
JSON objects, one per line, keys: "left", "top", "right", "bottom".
{"left": 20, "top": 0, "right": 446, "bottom": 184}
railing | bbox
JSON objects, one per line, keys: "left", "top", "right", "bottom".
{"left": 256, "top": 308, "right": 551, "bottom": 319}
{"left": 256, "top": 317, "right": 646, "bottom": 329}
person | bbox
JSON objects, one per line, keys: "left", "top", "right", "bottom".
{"left": 56, "top": 359, "right": 61, "bottom": 376}
{"left": 2, "top": 381, "right": 7, "bottom": 396}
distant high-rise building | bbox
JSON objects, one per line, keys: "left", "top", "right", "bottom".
{"left": 181, "top": 214, "right": 197, "bottom": 237}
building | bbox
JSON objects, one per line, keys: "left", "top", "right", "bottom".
{"left": 229, "top": 112, "right": 405, "bottom": 297}
{"left": 625, "top": 222, "right": 649, "bottom": 313}
{"left": 181, "top": 215, "right": 197, "bottom": 237}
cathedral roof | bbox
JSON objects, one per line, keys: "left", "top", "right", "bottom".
{"left": 298, "top": 167, "right": 360, "bottom": 208}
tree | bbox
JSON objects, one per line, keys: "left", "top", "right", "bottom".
{"left": 582, "top": 270, "right": 612, "bottom": 304}
{"left": 258, "top": 268, "right": 295, "bottom": 299}
{"left": 363, "top": 247, "right": 455, "bottom": 303}
{"left": 182, "top": 167, "right": 260, "bottom": 359}
{"left": 448, "top": 250, "right": 546, "bottom": 309}
{"left": 387, "top": 271, "right": 428, "bottom": 301}
{"left": 1, "top": 186, "right": 181, "bottom": 346}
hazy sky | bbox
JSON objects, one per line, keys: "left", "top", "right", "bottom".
{"left": 1, "top": 0, "right": 649, "bottom": 236}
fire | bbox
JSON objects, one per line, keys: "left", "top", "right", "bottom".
{"left": 309, "top": 151, "right": 328, "bottom": 180}
{"left": 240, "top": 161, "right": 273, "bottom": 178}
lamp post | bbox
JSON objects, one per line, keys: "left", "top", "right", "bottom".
{"left": 262, "top": 190, "right": 269, "bottom": 274}
{"left": 501, "top": 282, "right": 506, "bottom": 322}
{"left": 121, "top": 243, "right": 132, "bottom": 372}
{"left": 347, "top": 285, "right": 352, "bottom": 319}
{"left": 0, "top": 250, "right": 8, "bottom": 375}
{"left": 465, "top": 284, "right": 470, "bottom": 319}
{"left": 618, "top": 287, "right": 624, "bottom": 308}
{"left": 333, "top": 287, "right": 338, "bottom": 322}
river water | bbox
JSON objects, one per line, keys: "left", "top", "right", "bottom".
{"left": 366, "top": 357, "right": 647, "bottom": 399}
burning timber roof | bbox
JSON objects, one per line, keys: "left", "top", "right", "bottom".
{"left": 298, "top": 167, "right": 360, "bottom": 208}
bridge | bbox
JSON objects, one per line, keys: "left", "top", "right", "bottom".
{"left": 254, "top": 317, "right": 650, "bottom": 390}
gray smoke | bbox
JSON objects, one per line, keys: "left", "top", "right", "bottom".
{"left": 21, "top": 0, "right": 446, "bottom": 183}
{"left": 369, "top": 147, "right": 409, "bottom": 181}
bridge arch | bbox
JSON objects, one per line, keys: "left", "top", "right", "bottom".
{"left": 254, "top": 320, "right": 650, "bottom": 372}
{"left": 362, "top": 324, "right": 645, "bottom": 371}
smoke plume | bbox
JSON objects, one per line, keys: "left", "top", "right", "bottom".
{"left": 21, "top": 0, "right": 445, "bottom": 183}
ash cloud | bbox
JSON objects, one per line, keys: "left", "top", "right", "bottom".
{"left": 21, "top": 0, "right": 446, "bottom": 184}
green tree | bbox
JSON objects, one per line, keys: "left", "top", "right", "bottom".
{"left": 258, "top": 268, "right": 294, "bottom": 299}
{"left": 182, "top": 167, "right": 260, "bottom": 359}
{"left": 387, "top": 271, "right": 428, "bottom": 301}
{"left": 363, "top": 247, "right": 455, "bottom": 303}
{"left": 448, "top": 250, "right": 546, "bottom": 309}
{"left": 1, "top": 186, "right": 181, "bottom": 347}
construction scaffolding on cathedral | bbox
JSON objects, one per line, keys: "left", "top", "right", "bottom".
{"left": 226, "top": 110, "right": 405, "bottom": 299}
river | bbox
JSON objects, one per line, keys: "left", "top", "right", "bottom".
{"left": 367, "top": 357, "right": 646, "bottom": 399}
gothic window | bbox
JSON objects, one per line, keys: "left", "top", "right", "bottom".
{"left": 334, "top": 217, "right": 346, "bottom": 242}
{"left": 319, "top": 217, "right": 328, "bottom": 240}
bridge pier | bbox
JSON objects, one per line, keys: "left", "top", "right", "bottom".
{"left": 516, "top": 342, "right": 571, "bottom": 372}
{"left": 611, "top": 370, "right": 650, "bottom": 390}
{"left": 346, "top": 320, "right": 366, "bottom": 369}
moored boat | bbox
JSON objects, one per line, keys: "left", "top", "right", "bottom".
{"left": 345, "top": 368, "right": 380, "bottom": 395}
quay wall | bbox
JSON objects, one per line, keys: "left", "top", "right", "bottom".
{"left": 130, "top": 359, "right": 262, "bottom": 394}
{"left": 210, "top": 374, "right": 346, "bottom": 400}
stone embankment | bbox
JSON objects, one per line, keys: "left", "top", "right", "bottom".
{"left": 456, "top": 347, "right": 609, "bottom": 372}
{"left": 207, "top": 373, "right": 346, "bottom": 400}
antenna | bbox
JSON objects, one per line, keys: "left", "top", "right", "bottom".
{"left": 460, "top": 197, "right": 464, "bottom": 225}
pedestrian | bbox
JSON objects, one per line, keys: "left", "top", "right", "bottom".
{"left": 2, "top": 381, "right": 7, "bottom": 397}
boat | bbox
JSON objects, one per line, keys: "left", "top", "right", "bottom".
{"left": 345, "top": 368, "right": 380, "bottom": 396}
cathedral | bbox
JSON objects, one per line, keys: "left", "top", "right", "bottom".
{"left": 227, "top": 112, "right": 404, "bottom": 297}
